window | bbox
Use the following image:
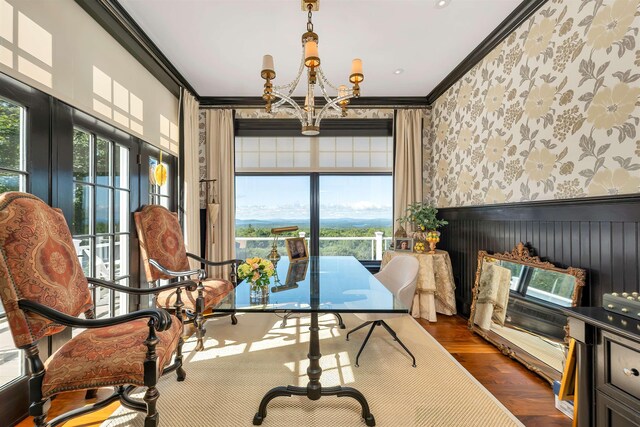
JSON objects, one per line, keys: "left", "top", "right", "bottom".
{"left": 0, "top": 98, "right": 26, "bottom": 390}
{"left": 235, "top": 133, "right": 393, "bottom": 261}
{"left": 0, "top": 98, "right": 26, "bottom": 192}
{"left": 319, "top": 175, "right": 392, "bottom": 259}
{"left": 72, "top": 128, "right": 131, "bottom": 318}
{"left": 236, "top": 175, "right": 310, "bottom": 259}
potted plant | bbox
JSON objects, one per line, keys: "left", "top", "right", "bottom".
{"left": 397, "top": 202, "right": 448, "bottom": 253}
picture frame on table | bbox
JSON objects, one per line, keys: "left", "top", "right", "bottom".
{"left": 394, "top": 238, "right": 413, "bottom": 252}
{"left": 285, "top": 237, "right": 309, "bottom": 262}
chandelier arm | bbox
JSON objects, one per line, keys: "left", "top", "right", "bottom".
{"left": 314, "top": 94, "right": 355, "bottom": 127}
{"left": 271, "top": 47, "right": 307, "bottom": 109}
{"left": 272, "top": 90, "right": 307, "bottom": 123}
{"left": 315, "top": 74, "right": 341, "bottom": 112}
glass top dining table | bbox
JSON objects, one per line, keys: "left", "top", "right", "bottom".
{"left": 217, "top": 255, "right": 409, "bottom": 314}
{"left": 213, "top": 256, "right": 405, "bottom": 426}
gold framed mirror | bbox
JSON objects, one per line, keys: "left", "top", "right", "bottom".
{"left": 468, "top": 243, "right": 586, "bottom": 384}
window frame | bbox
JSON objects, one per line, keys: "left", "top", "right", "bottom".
{"left": 0, "top": 70, "right": 51, "bottom": 427}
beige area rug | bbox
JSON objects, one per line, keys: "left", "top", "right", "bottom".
{"left": 102, "top": 314, "right": 523, "bottom": 427}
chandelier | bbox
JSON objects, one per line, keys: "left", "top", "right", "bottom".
{"left": 260, "top": 0, "right": 364, "bottom": 136}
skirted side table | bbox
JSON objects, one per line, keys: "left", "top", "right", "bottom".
{"left": 381, "top": 250, "right": 457, "bottom": 322}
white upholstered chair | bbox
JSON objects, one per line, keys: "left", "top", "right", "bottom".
{"left": 346, "top": 255, "right": 420, "bottom": 367}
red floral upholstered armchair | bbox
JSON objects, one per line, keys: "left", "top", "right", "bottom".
{"left": 0, "top": 192, "right": 194, "bottom": 427}
{"left": 134, "top": 205, "right": 241, "bottom": 351}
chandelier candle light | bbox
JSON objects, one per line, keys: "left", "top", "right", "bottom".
{"left": 261, "top": 0, "right": 364, "bottom": 135}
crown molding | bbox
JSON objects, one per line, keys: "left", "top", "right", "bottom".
{"left": 200, "top": 96, "right": 430, "bottom": 109}
{"left": 425, "top": 0, "right": 548, "bottom": 105}
{"left": 75, "top": 0, "right": 199, "bottom": 98}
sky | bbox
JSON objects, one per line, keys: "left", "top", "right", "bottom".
{"left": 235, "top": 175, "right": 392, "bottom": 221}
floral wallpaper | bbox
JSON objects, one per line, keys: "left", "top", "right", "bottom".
{"left": 425, "top": 0, "right": 640, "bottom": 207}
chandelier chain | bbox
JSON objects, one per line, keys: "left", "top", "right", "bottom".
{"left": 307, "top": 4, "right": 314, "bottom": 32}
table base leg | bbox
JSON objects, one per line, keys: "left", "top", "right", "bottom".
{"left": 252, "top": 312, "right": 375, "bottom": 426}
{"left": 252, "top": 385, "right": 375, "bottom": 426}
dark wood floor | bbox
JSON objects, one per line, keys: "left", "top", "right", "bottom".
{"left": 419, "top": 316, "right": 571, "bottom": 427}
{"left": 16, "top": 315, "right": 571, "bottom": 427}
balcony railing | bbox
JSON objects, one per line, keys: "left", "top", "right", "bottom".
{"left": 236, "top": 232, "right": 392, "bottom": 261}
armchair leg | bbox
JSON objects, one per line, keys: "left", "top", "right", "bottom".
{"left": 143, "top": 386, "right": 160, "bottom": 427}
{"left": 194, "top": 316, "right": 206, "bottom": 352}
{"left": 231, "top": 312, "right": 238, "bottom": 325}
{"left": 175, "top": 336, "right": 187, "bottom": 381}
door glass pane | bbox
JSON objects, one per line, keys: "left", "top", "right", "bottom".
{"left": 0, "top": 99, "right": 23, "bottom": 171}
{"left": 73, "top": 129, "right": 91, "bottom": 183}
{"left": 114, "top": 145, "right": 129, "bottom": 189}
{"left": 72, "top": 183, "right": 91, "bottom": 235}
{"left": 114, "top": 278, "right": 129, "bottom": 316}
{"left": 0, "top": 171, "right": 21, "bottom": 192}
{"left": 95, "top": 187, "right": 111, "bottom": 234}
{"left": 319, "top": 175, "right": 392, "bottom": 260}
{"left": 114, "top": 234, "right": 129, "bottom": 279}
{"left": 95, "top": 235, "right": 112, "bottom": 280}
{"left": 235, "top": 176, "right": 310, "bottom": 259}
{"left": 96, "top": 138, "right": 111, "bottom": 186}
{"left": 73, "top": 237, "right": 93, "bottom": 277}
{"left": 114, "top": 190, "right": 129, "bottom": 233}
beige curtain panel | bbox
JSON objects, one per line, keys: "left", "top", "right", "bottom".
{"left": 205, "top": 109, "right": 236, "bottom": 278}
{"left": 394, "top": 109, "right": 425, "bottom": 233}
{"left": 182, "top": 90, "right": 200, "bottom": 267}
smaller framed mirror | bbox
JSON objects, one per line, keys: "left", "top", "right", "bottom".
{"left": 468, "top": 243, "right": 586, "bottom": 384}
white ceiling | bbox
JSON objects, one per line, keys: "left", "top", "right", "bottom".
{"left": 119, "top": 0, "right": 523, "bottom": 97}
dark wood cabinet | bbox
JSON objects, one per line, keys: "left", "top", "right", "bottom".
{"left": 565, "top": 307, "right": 640, "bottom": 427}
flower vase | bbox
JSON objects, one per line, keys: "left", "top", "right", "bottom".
{"left": 250, "top": 283, "right": 269, "bottom": 305}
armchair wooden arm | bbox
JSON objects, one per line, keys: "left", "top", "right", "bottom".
{"left": 186, "top": 253, "right": 242, "bottom": 267}
{"left": 148, "top": 259, "right": 205, "bottom": 280}
{"left": 87, "top": 277, "right": 198, "bottom": 294}
{"left": 18, "top": 299, "right": 174, "bottom": 332}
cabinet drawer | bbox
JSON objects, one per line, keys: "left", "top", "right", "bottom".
{"left": 610, "top": 341, "right": 640, "bottom": 399}
{"left": 598, "top": 331, "right": 640, "bottom": 410}
{"left": 597, "top": 392, "right": 640, "bottom": 427}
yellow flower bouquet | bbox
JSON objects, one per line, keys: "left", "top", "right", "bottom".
{"left": 237, "top": 257, "right": 275, "bottom": 290}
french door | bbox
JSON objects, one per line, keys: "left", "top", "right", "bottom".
{"left": 0, "top": 73, "right": 51, "bottom": 427}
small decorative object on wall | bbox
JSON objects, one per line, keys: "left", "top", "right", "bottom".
{"left": 395, "top": 238, "right": 413, "bottom": 252}
{"left": 153, "top": 151, "right": 168, "bottom": 187}
{"left": 237, "top": 257, "right": 275, "bottom": 305}
{"left": 285, "top": 237, "right": 309, "bottom": 262}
